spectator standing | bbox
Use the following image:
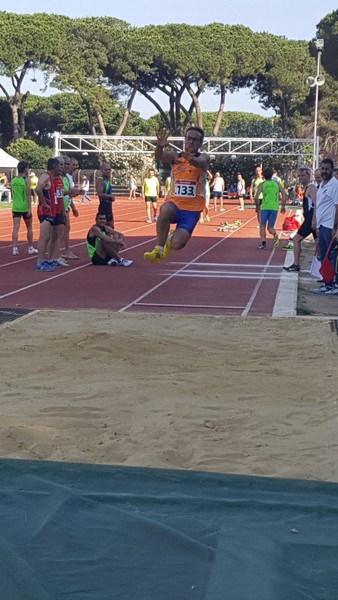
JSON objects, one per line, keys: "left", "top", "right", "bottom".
{"left": 283, "top": 167, "right": 317, "bottom": 272}
{"left": 311, "top": 158, "right": 338, "bottom": 295}
{"left": 237, "top": 173, "right": 246, "bottom": 211}
{"left": 255, "top": 166, "right": 287, "bottom": 249}
{"left": 97, "top": 163, "right": 115, "bottom": 228}
{"left": 211, "top": 171, "right": 225, "bottom": 212}
{"left": 142, "top": 168, "right": 160, "bottom": 223}
{"left": 11, "top": 161, "right": 38, "bottom": 256}
{"left": 80, "top": 174, "right": 92, "bottom": 203}
{"left": 129, "top": 175, "right": 137, "bottom": 200}
{"left": 29, "top": 172, "right": 39, "bottom": 204}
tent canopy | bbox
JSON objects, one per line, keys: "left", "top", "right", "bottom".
{"left": 0, "top": 148, "right": 18, "bottom": 168}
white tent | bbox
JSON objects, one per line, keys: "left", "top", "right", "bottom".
{"left": 0, "top": 148, "right": 18, "bottom": 168}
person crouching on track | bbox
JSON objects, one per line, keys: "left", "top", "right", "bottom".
{"left": 86, "top": 212, "right": 133, "bottom": 267}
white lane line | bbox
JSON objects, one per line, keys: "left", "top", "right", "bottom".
{"left": 169, "top": 262, "right": 283, "bottom": 268}
{"left": 174, "top": 272, "right": 280, "bottom": 280}
{"left": 0, "top": 221, "right": 157, "bottom": 268}
{"left": 134, "top": 302, "right": 245, "bottom": 310}
{"left": 0, "top": 237, "right": 156, "bottom": 301}
{"left": 241, "top": 210, "right": 293, "bottom": 316}
{"left": 241, "top": 248, "right": 278, "bottom": 316}
{"left": 118, "top": 216, "right": 257, "bottom": 313}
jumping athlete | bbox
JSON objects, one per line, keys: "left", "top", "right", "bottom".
{"left": 144, "top": 127, "right": 210, "bottom": 263}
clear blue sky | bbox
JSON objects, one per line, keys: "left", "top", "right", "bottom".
{"left": 8, "top": 1, "right": 337, "bottom": 118}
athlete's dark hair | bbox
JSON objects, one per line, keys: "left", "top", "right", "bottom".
{"left": 263, "top": 167, "right": 273, "bottom": 180}
{"left": 96, "top": 212, "right": 107, "bottom": 220}
{"left": 321, "top": 158, "right": 334, "bottom": 169}
{"left": 185, "top": 126, "right": 204, "bottom": 143}
{"left": 17, "top": 161, "right": 29, "bottom": 173}
{"left": 47, "top": 158, "right": 60, "bottom": 171}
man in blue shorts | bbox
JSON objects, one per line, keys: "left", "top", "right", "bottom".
{"left": 144, "top": 127, "right": 210, "bottom": 263}
{"left": 255, "top": 167, "right": 287, "bottom": 249}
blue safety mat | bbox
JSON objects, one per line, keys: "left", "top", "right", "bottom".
{"left": 1, "top": 459, "right": 338, "bottom": 599}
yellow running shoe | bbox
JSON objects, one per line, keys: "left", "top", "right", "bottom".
{"left": 143, "top": 245, "right": 163, "bottom": 264}
{"left": 163, "top": 233, "right": 173, "bottom": 258}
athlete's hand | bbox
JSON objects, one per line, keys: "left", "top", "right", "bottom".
{"left": 72, "top": 207, "right": 79, "bottom": 217}
{"left": 156, "top": 128, "right": 169, "bottom": 148}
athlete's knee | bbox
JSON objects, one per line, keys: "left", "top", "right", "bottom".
{"left": 172, "top": 230, "right": 190, "bottom": 250}
{"left": 160, "top": 202, "right": 175, "bottom": 218}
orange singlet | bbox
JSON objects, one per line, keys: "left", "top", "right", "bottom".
{"left": 166, "top": 155, "right": 207, "bottom": 212}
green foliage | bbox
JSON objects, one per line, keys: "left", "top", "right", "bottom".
{"left": 6, "top": 139, "right": 52, "bottom": 169}
{"left": 248, "top": 35, "right": 315, "bottom": 133}
{"left": 316, "top": 10, "right": 338, "bottom": 79}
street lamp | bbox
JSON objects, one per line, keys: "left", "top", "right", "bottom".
{"left": 306, "top": 39, "right": 325, "bottom": 174}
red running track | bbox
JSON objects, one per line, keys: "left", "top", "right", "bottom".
{"left": 0, "top": 197, "right": 290, "bottom": 316}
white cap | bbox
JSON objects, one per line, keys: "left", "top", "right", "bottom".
{"left": 30, "top": 172, "right": 36, "bottom": 176}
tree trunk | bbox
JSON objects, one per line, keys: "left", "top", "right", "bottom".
{"left": 280, "top": 97, "right": 289, "bottom": 135}
{"left": 10, "top": 101, "right": 20, "bottom": 142}
{"left": 19, "top": 90, "right": 30, "bottom": 138}
{"left": 138, "top": 89, "right": 171, "bottom": 130}
{"left": 212, "top": 85, "right": 226, "bottom": 136}
{"left": 186, "top": 86, "right": 203, "bottom": 128}
{"left": 83, "top": 99, "right": 96, "bottom": 135}
{"left": 115, "top": 86, "right": 137, "bottom": 136}
{"left": 96, "top": 111, "right": 107, "bottom": 136}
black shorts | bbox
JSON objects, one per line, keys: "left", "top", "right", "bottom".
{"left": 53, "top": 213, "right": 64, "bottom": 226}
{"left": 145, "top": 196, "right": 157, "bottom": 203}
{"left": 99, "top": 201, "right": 113, "bottom": 222}
{"left": 91, "top": 252, "right": 109, "bottom": 266}
{"left": 38, "top": 214, "right": 55, "bottom": 225}
{"left": 212, "top": 191, "right": 222, "bottom": 199}
{"left": 298, "top": 213, "right": 316, "bottom": 239}
{"left": 12, "top": 211, "right": 31, "bottom": 220}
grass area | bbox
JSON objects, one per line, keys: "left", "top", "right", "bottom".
{"left": 0, "top": 202, "right": 11, "bottom": 210}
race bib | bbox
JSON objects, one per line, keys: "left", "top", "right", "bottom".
{"left": 174, "top": 180, "right": 197, "bottom": 197}
{"left": 54, "top": 188, "right": 64, "bottom": 204}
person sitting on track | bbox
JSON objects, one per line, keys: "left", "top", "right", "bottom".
{"left": 86, "top": 212, "right": 133, "bottom": 267}
{"left": 144, "top": 126, "right": 210, "bottom": 264}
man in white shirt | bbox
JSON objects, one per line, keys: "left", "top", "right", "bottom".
{"left": 312, "top": 158, "right": 338, "bottom": 294}
{"left": 211, "top": 172, "right": 225, "bottom": 212}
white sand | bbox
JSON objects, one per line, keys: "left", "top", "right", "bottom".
{"left": 1, "top": 310, "right": 338, "bottom": 481}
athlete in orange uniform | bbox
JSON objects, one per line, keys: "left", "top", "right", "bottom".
{"left": 144, "top": 127, "right": 210, "bottom": 263}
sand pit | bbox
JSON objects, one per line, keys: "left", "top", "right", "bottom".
{"left": 1, "top": 310, "right": 338, "bottom": 482}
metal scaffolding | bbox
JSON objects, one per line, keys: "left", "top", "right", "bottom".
{"left": 54, "top": 133, "right": 315, "bottom": 163}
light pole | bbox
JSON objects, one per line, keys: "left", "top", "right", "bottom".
{"left": 306, "top": 39, "right": 325, "bottom": 174}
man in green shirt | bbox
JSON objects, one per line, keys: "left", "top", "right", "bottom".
{"left": 11, "top": 161, "right": 38, "bottom": 256}
{"left": 255, "top": 166, "right": 288, "bottom": 250}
